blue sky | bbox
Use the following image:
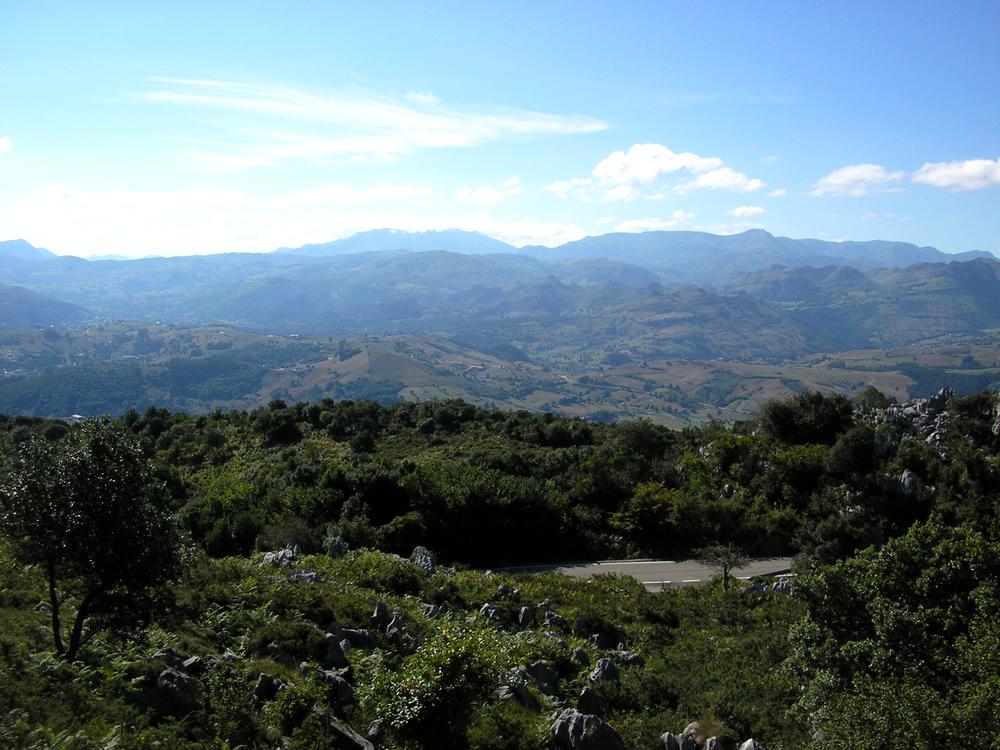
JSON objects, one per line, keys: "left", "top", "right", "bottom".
{"left": 1, "top": 1, "right": 998, "bottom": 257}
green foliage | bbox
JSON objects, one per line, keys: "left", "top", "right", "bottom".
{"left": 0, "top": 420, "right": 183, "bottom": 660}
{"left": 360, "top": 620, "right": 516, "bottom": 749}
{"left": 790, "top": 521, "right": 1000, "bottom": 747}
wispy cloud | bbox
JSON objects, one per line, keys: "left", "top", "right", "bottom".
{"left": 0, "top": 182, "right": 584, "bottom": 256}
{"left": 405, "top": 90, "right": 440, "bottom": 105}
{"left": 0, "top": 136, "right": 12, "bottom": 156}
{"left": 809, "top": 163, "right": 904, "bottom": 197}
{"left": 768, "top": 188, "right": 787, "bottom": 198}
{"left": 615, "top": 210, "right": 693, "bottom": 233}
{"left": 728, "top": 205, "right": 765, "bottom": 217}
{"left": 139, "top": 77, "right": 607, "bottom": 170}
{"left": 455, "top": 177, "right": 522, "bottom": 206}
{"left": 912, "top": 158, "right": 1000, "bottom": 191}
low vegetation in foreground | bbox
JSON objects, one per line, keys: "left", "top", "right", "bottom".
{"left": 0, "top": 387, "right": 998, "bottom": 748}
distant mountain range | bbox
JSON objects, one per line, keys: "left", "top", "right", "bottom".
{"left": 2, "top": 227, "right": 1000, "bottom": 420}
{"left": 1, "top": 227, "right": 999, "bottom": 369}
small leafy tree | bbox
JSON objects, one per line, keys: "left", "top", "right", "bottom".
{"left": 696, "top": 541, "right": 750, "bottom": 591}
{"left": 0, "top": 419, "right": 182, "bottom": 660}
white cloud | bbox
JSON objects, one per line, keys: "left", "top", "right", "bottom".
{"left": 760, "top": 154, "right": 782, "bottom": 165}
{"left": 615, "top": 210, "right": 693, "bottom": 233}
{"left": 455, "top": 177, "right": 522, "bottom": 206}
{"left": 912, "top": 158, "right": 1000, "bottom": 191}
{"left": 676, "top": 167, "right": 764, "bottom": 193}
{"left": 592, "top": 143, "right": 722, "bottom": 185}
{"left": 728, "top": 205, "right": 765, "bottom": 217}
{"left": 405, "top": 91, "right": 440, "bottom": 105}
{"left": 0, "top": 182, "right": 584, "bottom": 256}
{"left": 0, "top": 136, "right": 11, "bottom": 156}
{"left": 545, "top": 177, "right": 594, "bottom": 201}
{"left": 601, "top": 184, "right": 640, "bottom": 202}
{"left": 552, "top": 142, "right": 763, "bottom": 202}
{"left": 809, "top": 163, "right": 904, "bottom": 197}
{"left": 768, "top": 188, "right": 787, "bottom": 198}
{"left": 140, "top": 77, "right": 607, "bottom": 170}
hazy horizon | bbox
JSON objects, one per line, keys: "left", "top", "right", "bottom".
{"left": 1, "top": 2, "right": 998, "bottom": 259}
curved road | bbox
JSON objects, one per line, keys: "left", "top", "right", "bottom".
{"left": 507, "top": 557, "right": 793, "bottom": 590}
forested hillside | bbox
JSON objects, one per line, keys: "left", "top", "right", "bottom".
{"left": 1, "top": 388, "right": 998, "bottom": 747}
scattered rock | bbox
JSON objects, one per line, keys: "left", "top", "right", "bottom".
{"left": 220, "top": 648, "right": 238, "bottom": 662}
{"left": 551, "top": 708, "right": 626, "bottom": 750}
{"left": 899, "top": 469, "right": 919, "bottom": 493}
{"left": 705, "top": 737, "right": 738, "bottom": 750}
{"left": 266, "top": 641, "right": 296, "bottom": 668}
{"left": 253, "top": 672, "right": 284, "bottom": 701}
{"left": 771, "top": 578, "right": 792, "bottom": 594}
{"left": 311, "top": 709, "right": 374, "bottom": 750}
{"left": 739, "top": 740, "right": 764, "bottom": 750}
{"left": 496, "top": 583, "right": 519, "bottom": 599}
{"left": 480, "top": 602, "right": 502, "bottom": 622}
{"left": 661, "top": 731, "right": 680, "bottom": 750}
{"left": 181, "top": 655, "right": 206, "bottom": 675}
{"left": 420, "top": 602, "right": 446, "bottom": 619}
{"left": 152, "top": 647, "right": 185, "bottom": 670}
{"left": 588, "top": 658, "right": 620, "bottom": 684}
{"left": 342, "top": 628, "right": 377, "bottom": 650}
{"left": 326, "top": 535, "right": 348, "bottom": 559}
{"left": 291, "top": 569, "right": 319, "bottom": 583}
{"left": 585, "top": 625, "right": 626, "bottom": 650}
{"left": 319, "top": 670, "right": 356, "bottom": 705}
{"left": 525, "top": 661, "right": 557, "bottom": 695}
{"left": 371, "top": 601, "right": 391, "bottom": 630}
{"left": 614, "top": 649, "right": 645, "bottom": 667}
{"left": 517, "top": 605, "right": 536, "bottom": 628}
{"left": 498, "top": 682, "right": 541, "bottom": 711}
{"left": 577, "top": 686, "right": 603, "bottom": 716}
{"left": 542, "top": 610, "right": 567, "bottom": 628}
{"left": 156, "top": 667, "right": 199, "bottom": 713}
{"left": 572, "top": 647, "right": 590, "bottom": 667}
{"left": 680, "top": 722, "right": 702, "bottom": 750}
{"left": 322, "top": 633, "right": 350, "bottom": 669}
{"left": 261, "top": 545, "right": 299, "bottom": 567}
{"left": 410, "top": 545, "right": 436, "bottom": 573}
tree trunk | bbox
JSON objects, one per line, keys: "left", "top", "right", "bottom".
{"left": 65, "top": 590, "right": 96, "bottom": 661}
{"left": 46, "top": 558, "right": 65, "bottom": 656}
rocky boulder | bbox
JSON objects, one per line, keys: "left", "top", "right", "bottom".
{"left": 588, "top": 657, "right": 620, "bottom": 684}
{"left": 253, "top": 672, "right": 284, "bottom": 701}
{"left": 326, "top": 534, "right": 348, "bottom": 559}
{"left": 410, "top": 545, "right": 436, "bottom": 573}
{"left": 577, "top": 686, "right": 603, "bottom": 716}
{"left": 551, "top": 708, "right": 626, "bottom": 750}
{"left": 261, "top": 545, "right": 299, "bottom": 567}
{"left": 705, "top": 737, "right": 738, "bottom": 750}
{"left": 322, "top": 632, "right": 350, "bottom": 669}
{"left": 156, "top": 667, "right": 199, "bottom": 713}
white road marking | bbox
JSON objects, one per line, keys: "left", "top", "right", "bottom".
{"left": 682, "top": 578, "right": 701, "bottom": 583}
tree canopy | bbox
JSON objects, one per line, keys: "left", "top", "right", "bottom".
{"left": 0, "top": 419, "right": 182, "bottom": 660}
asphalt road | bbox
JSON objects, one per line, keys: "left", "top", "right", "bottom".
{"left": 516, "top": 557, "right": 794, "bottom": 590}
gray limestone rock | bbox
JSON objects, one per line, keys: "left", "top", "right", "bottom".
{"left": 588, "top": 657, "right": 620, "bottom": 684}
{"left": 551, "top": 708, "right": 626, "bottom": 750}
